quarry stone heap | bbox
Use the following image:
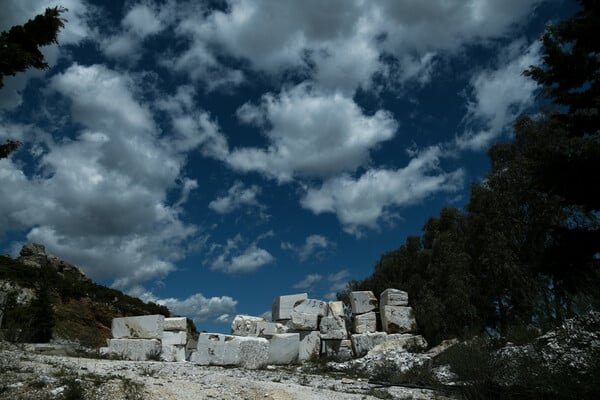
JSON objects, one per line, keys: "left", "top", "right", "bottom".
{"left": 106, "top": 288, "right": 425, "bottom": 369}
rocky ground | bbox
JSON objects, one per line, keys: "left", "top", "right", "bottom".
{"left": 0, "top": 342, "right": 454, "bottom": 400}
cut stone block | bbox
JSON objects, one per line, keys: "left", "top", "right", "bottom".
{"left": 231, "top": 315, "right": 266, "bottom": 336}
{"left": 290, "top": 310, "right": 319, "bottom": 331}
{"left": 272, "top": 293, "right": 308, "bottom": 321}
{"left": 298, "top": 331, "right": 321, "bottom": 362}
{"left": 350, "top": 291, "right": 377, "bottom": 314}
{"left": 162, "top": 330, "right": 187, "bottom": 346}
{"left": 161, "top": 345, "right": 186, "bottom": 362}
{"left": 368, "top": 334, "right": 428, "bottom": 355}
{"left": 163, "top": 317, "right": 187, "bottom": 331}
{"left": 322, "top": 339, "right": 353, "bottom": 361}
{"left": 111, "top": 315, "right": 165, "bottom": 339}
{"left": 351, "top": 332, "right": 388, "bottom": 357}
{"left": 293, "top": 299, "right": 328, "bottom": 317}
{"left": 190, "top": 333, "right": 269, "bottom": 369}
{"left": 108, "top": 338, "right": 161, "bottom": 361}
{"left": 267, "top": 333, "right": 299, "bottom": 364}
{"left": 328, "top": 301, "right": 345, "bottom": 318}
{"left": 353, "top": 311, "right": 377, "bottom": 334}
{"left": 320, "top": 314, "right": 347, "bottom": 339}
{"left": 381, "top": 305, "right": 417, "bottom": 333}
{"left": 380, "top": 288, "right": 409, "bottom": 307}
{"left": 256, "top": 321, "right": 288, "bottom": 337}
{"left": 185, "top": 336, "right": 198, "bottom": 360}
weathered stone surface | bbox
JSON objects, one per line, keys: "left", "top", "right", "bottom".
{"left": 290, "top": 310, "right": 319, "bottom": 331}
{"left": 161, "top": 345, "right": 186, "bottom": 362}
{"left": 293, "top": 299, "right": 328, "bottom": 317}
{"left": 351, "top": 332, "right": 388, "bottom": 357}
{"left": 231, "top": 315, "right": 266, "bottom": 336}
{"left": 380, "top": 288, "right": 409, "bottom": 307}
{"left": 381, "top": 306, "right": 417, "bottom": 333}
{"left": 367, "top": 334, "right": 428, "bottom": 355}
{"left": 272, "top": 293, "right": 308, "bottom": 321}
{"left": 320, "top": 314, "right": 347, "bottom": 339}
{"left": 298, "top": 331, "right": 321, "bottom": 362}
{"left": 349, "top": 291, "right": 377, "bottom": 314}
{"left": 163, "top": 317, "right": 187, "bottom": 331}
{"left": 162, "top": 331, "right": 187, "bottom": 346}
{"left": 17, "top": 243, "right": 90, "bottom": 282}
{"left": 353, "top": 311, "right": 377, "bottom": 334}
{"left": 190, "top": 333, "right": 269, "bottom": 369}
{"left": 328, "top": 301, "right": 345, "bottom": 318}
{"left": 111, "top": 315, "right": 165, "bottom": 339}
{"left": 267, "top": 333, "right": 299, "bottom": 364}
{"left": 107, "top": 338, "right": 161, "bottom": 361}
{"left": 256, "top": 321, "right": 288, "bottom": 337}
{"left": 322, "top": 339, "right": 353, "bottom": 361}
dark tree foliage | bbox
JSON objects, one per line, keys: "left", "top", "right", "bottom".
{"left": 0, "top": 7, "right": 66, "bottom": 159}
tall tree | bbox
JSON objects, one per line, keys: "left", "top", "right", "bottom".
{"left": 0, "top": 7, "right": 66, "bottom": 159}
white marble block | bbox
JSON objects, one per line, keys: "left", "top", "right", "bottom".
{"left": 353, "top": 311, "right": 377, "bottom": 334}
{"left": 272, "top": 293, "right": 308, "bottom": 321}
{"left": 111, "top": 315, "right": 165, "bottom": 339}
{"left": 380, "top": 289, "right": 409, "bottom": 307}
{"left": 162, "top": 330, "right": 187, "bottom": 346}
{"left": 267, "top": 333, "right": 299, "bottom": 364}
{"left": 349, "top": 291, "right": 378, "bottom": 314}
{"left": 381, "top": 305, "right": 417, "bottom": 333}
{"left": 298, "top": 331, "right": 321, "bottom": 362}
{"left": 368, "top": 334, "right": 428, "bottom": 355}
{"left": 161, "top": 345, "right": 186, "bottom": 362}
{"left": 327, "top": 301, "right": 345, "bottom": 318}
{"left": 190, "top": 333, "right": 269, "bottom": 369}
{"left": 108, "top": 338, "right": 161, "bottom": 361}
{"left": 351, "top": 332, "right": 388, "bottom": 357}
{"left": 293, "top": 299, "right": 328, "bottom": 317}
{"left": 319, "top": 314, "right": 347, "bottom": 340}
{"left": 256, "top": 321, "right": 288, "bottom": 337}
{"left": 322, "top": 339, "right": 353, "bottom": 361}
{"left": 163, "top": 317, "right": 187, "bottom": 331}
{"left": 290, "top": 310, "right": 319, "bottom": 331}
{"left": 231, "top": 315, "right": 266, "bottom": 336}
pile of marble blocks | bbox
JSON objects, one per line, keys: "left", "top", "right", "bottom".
{"left": 101, "top": 315, "right": 192, "bottom": 361}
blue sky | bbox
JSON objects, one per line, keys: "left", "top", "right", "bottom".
{"left": 0, "top": 0, "right": 576, "bottom": 333}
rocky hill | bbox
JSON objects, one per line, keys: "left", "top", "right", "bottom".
{"left": 0, "top": 243, "right": 182, "bottom": 347}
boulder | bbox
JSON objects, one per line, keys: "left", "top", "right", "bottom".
{"left": 256, "top": 321, "right": 288, "bottom": 337}
{"left": 290, "top": 310, "right": 319, "bottom": 331}
{"left": 298, "top": 331, "right": 321, "bottom": 362}
{"left": 163, "top": 317, "right": 187, "bottom": 331}
{"left": 111, "top": 315, "right": 165, "bottom": 339}
{"left": 349, "top": 291, "right": 377, "bottom": 314}
{"left": 380, "top": 289, "right": 409, "bottom": 307}
{"left": 162, "top": 331, "right": 187, "bottom": 346}
{"left": 367, "top": 334, "right": 428, "bottom": 354}
{"left": 353, "top": 311, "right": 377, "bottom": 334}
{"left": 381, "top": 306, "right": 417, "bottom": 333}
{"left": 351, "top": 332, "right": 388, "bottom": 357}
{"left": 293, "top": 299, "right": 328, "bottom": 317}
{"left": 190, "top": 333, "right": 269, "bottom": 369}
{"left": 267, "top": 333, "right": 300, "bottom": 364}
{"left": 272, "top": 293, "right": 308, "bottom": 321}
{"left": 161, "top": 345, "right": 186, "bottom": 362}
{"left": 322, "top": 339, "right": 354, "bottom": 361}
{"left": 107, "top": 338, "right": 161, "bottom": 361}
{"left": 320, "top": 314, "right": 347, "bottom": 340}
{"left": 231, "top": 315, "right": 266, "bottom": 336}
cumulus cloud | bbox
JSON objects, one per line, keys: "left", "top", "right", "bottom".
{"left": 209, "top": 234, "right": 274, "bottom": 273}
{"left": 293, "top": 273, "right": 323, "bottom": 290}
{"left": 208, "top": 181, "right": 264, "bottom": 214}
{"left": 457, "top": 39, "right": 541, "bottom": 150}
{"left": 301, "top": 147, "right": 464, "bottom": 235}
{"left": 282, "top": 234, "right": 335, "bottom": 261}
{"left": 324, "top": 269, "right": 351, "bottom": 300}
{"left": 228, "top": 83, "right": 397, "bottom": 182}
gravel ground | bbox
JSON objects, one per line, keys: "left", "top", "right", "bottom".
{"left": 0, "top": 342, "right": 452, "bottom": 400}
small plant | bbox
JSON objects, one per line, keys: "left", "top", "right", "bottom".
{"left": 145, "top": 347, "right": 162, "bottom": 361}
{"left": 122, "top": 378, "right": 145, "bottom": 400}
{"left": 61, "top": 376, "right": 85, "bottom": 400}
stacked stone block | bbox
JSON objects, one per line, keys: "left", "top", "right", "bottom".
{"left": 350, "top": 291, "right": 378, "bottom": 334}
{"left": 379, "top": 289, "right": 417, "bottom": 333}
{"left": 161, "top": 317, "right": 188, "bottom": 362}
{"left": 105, "top": 315, "right": 165, "bottom": 361}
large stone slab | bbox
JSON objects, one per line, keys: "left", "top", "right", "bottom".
{"left": 320, "top": 314, "right": 347, "bottom": 339}
{"left": 349, "top": 291, "right": 377, "bottom": 314}
{"left": 367, "top": 334, "right": 428, "bottom": 355}
{"left": 381, "top": 305, "right": 417, "bottom": 333}
{"left": 190, "top": 333, "right": 269, "bottom": 369}
{"left": 322, "top": 339, "right": 353, "bottom": 361}
{"left": 351, "top": 332, "right": 388, "bottom": 357}
{"left": 290, "top": 310, "right": 319, "bottom": 331}
{"left": 108, "top": 338, "right": 162, "bottom": 361}
{"left": 293, "top": 299, "right": 328, "bottom": 317}
{"left": 111, "top": 315, "right": 165, "bottom": 339}
{"left": 267, "top": 333, "right": 299, "bottom": 364}
{"left": 298, "top": 331, "right": 321, "bottom": 362}
{"left": 353, "top": 311, "right": 377, "bottom": 334}
{"left": 161, "top": 344, "right": 186, "bottom": 362}
{"left": 231, "top": 315, "right": 266, "bottom": 336}
{"left": 380, "top": 288, "right": 409, "bottom": 307}
{"left": 256, "top": 321, "right": 288, "bottom": 337}
{"left": 163, "top": 317, "right": 187, "bottom": 331}
{"left": 162, "top": 331, "right": 187, "bottom": 346}
{"left": 272, "top": 293, "right": 308, "bottom": 321}
{"left": 327, "top": 301, "right": 345, "bottom": 318}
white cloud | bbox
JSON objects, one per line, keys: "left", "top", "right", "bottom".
{"left": 457, "top": 39, "right": 541, "bottom": 150}
{"left": 208, "top": 181, "right": 263, "bottom": 214}
{"left": 215, "top": 314, "right": 232, "bottom": 324}
{"left": 324, "top": 269, "right": 351, "bottom": 300}
{"left": 301, "top": 147, "right": 464, "bottom": 235}
{"left": 293, "top": 273, "right": 323, "bottom": 290}
{"left": 282, "top": 234, "right": 335, "bottom": 262}
{"left": 228, "top": 83, "right": 398, "bottom": 182}
{"left": 209, "top": 234, "right": 274, "bottom": 273}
